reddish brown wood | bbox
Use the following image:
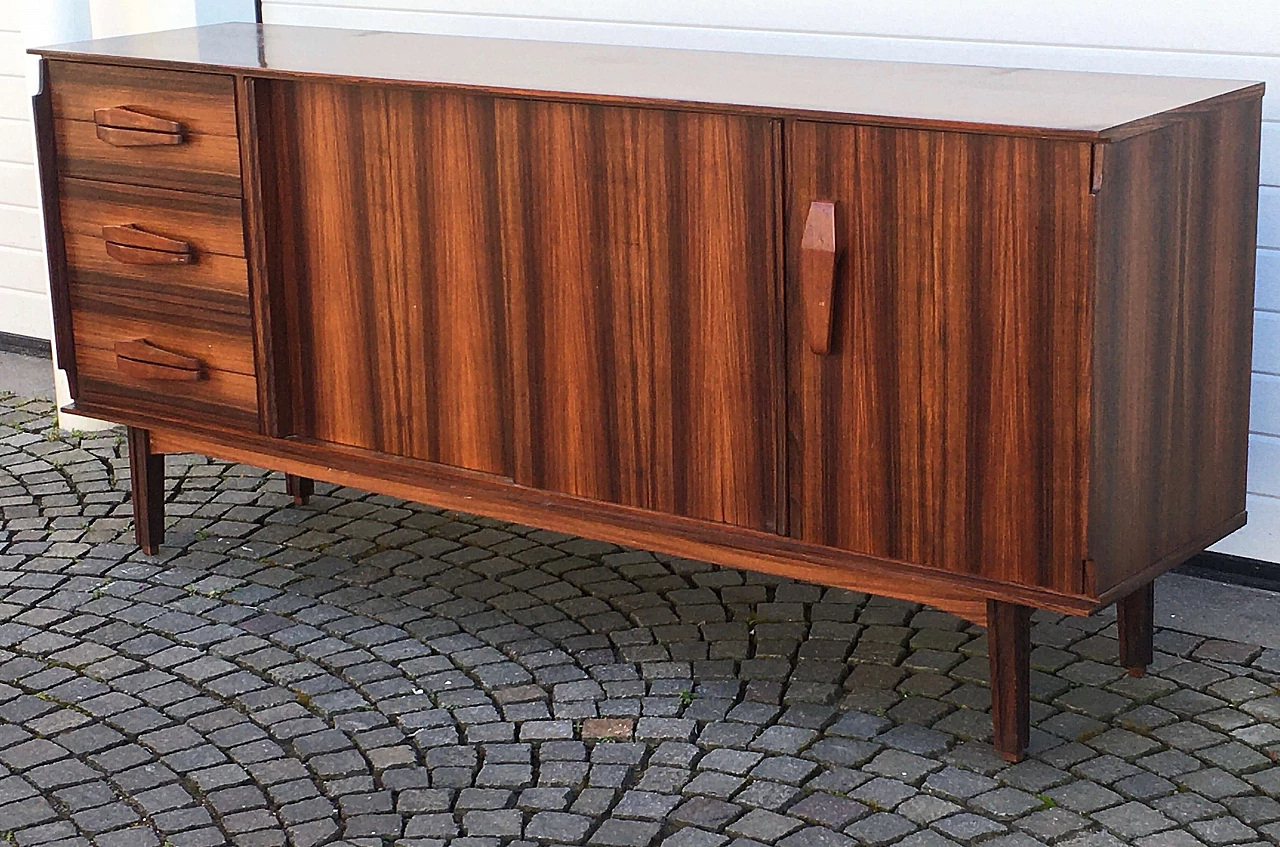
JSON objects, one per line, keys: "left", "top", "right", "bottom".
{"left": 1117, "top": 582, "right": 1155, "bottom": 677}
{"left": 32, "top": 58, "right": 77, "bottom": 395}
{"left": 235, "top": 75, "right": 286, "bottom": 437}
{"left": 285, "top": 473, "right": 314, "bottom": 506}
{"left": 126, "top": 426, "right": 165, "bottom": 555}
{"left": 257, "top": 80, "right": 512, "bottom": 473}
{"left": 94, "top": 105, "right": 183, "bottom": 133}
{"left": 786, "top": 121, "right": 1094, "bottom": 594}
{"left": 32, "top": 29, "right": 1265, "bottom": 763}
{"left": 1088, "top": 97, "right": 1262, "bottom": 594}
{"left": 137, "top": 414, "right": 1004, "bottom": 622}
{"left": 104, "top": 235, "right": 193, "bottom": 265}
{"left": 115, "top": 339, "right": 204, "bottom": 381}
{"left": 499, "top": 99, "right": 781, "bottom": 531}
{"left": 48, "top": 60, "right": 241, "bottom": 196}
{"left": 95, "top": 125, "right": 184, "bottom": 147}
{"left": 800, "top": 200, "right": 837, "bottom": 355}
{"left": 102, "top": 223, "right": 192, "bottom": 255}
{"left": 988, "top": 600, "right": 1032, "bottom": 762}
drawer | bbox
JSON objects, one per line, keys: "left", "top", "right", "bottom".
{"left": 49, "top": 61, "right": 242, "bottom": 197}
{"left": 69, "top": 283, "right": 259, "bottom": 430}
{"left": 60, "top": 178, "right": 248, "bottom": 299}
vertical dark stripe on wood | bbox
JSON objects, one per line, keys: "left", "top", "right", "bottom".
{"left": 257, "top": 80, "right": 513, "bottom": 476}
{"left": 498, "top": 102, "right": 780, "bottom": 532}
{"left": 1088, "top": 97, "right": 1260, "bottom": 593}
{"left": 786, "top": 122, "right": 1092, "bottom": 593}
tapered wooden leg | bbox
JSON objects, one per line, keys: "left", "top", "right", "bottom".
{"left": 1117, "top": 582, "right": 1154, "bottom": 677}
{"left": 126, "top": 427, "right": 165, "bottom": 555}
{"left": 988, "top": 600, "right": 1032, "bottom": 763}
{"left": 286, "top": 474, "right": 314, "bottom": 506}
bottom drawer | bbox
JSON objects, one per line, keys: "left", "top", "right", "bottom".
{"left": 70, "top": 297, "right": 260, "bottom": 431}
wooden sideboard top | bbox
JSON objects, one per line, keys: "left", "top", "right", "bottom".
{"left": 32, "top": 22, "right": 1262, "bottom": 142}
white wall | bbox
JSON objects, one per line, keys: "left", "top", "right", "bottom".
{"left": 0, "top": 1, "right": 256, "bottom": 347}
{"left": 261, "top": 1, "right": 1280, "bottom": 561}
{"left": 0, "top": 6, "right": 50, "bottom": 341}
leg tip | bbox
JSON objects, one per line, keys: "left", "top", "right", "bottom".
{"left": 1126, "top": 667, "right": 1147, "bottom": 678}
{"left": 997, "top": 749, "right": 1026, "bottom": 763}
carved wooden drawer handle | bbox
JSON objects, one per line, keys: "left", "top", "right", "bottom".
{"left": 94, "top": 106, "right": 185, "bottom": 147}
{"left": 103, "top": 224, "right": 193, "bottom": 265}
{"left": 801, "top": 200, "right": 838, "bottom": 355}
{"left": 115, "top": 339, "right": 205, "bottom": 381}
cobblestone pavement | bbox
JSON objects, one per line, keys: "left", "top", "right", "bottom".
{"left": 5, "top": 391, "right": 1280, "bottom": 847}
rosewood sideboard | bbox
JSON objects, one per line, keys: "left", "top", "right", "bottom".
{"left": 30, "top": 23, "right": 1263, "bottom": 761}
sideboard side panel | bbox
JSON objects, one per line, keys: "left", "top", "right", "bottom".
{"left": 787, "top": 122, "right": 1094, "bottom": 593}
{"left": 1088, "top": 96, "right": 1261, "bottom": 594}
{"left": 257, "top": 80, "right": 513, "bottom": 475}
{"left": 498, "top": 101, "right": 782, "bottom": 532}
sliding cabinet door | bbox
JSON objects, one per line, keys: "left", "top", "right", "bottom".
{"left": 259, "top": 81, "right": 512, "bottom": 475}
{"left": 786, "top": 121, "right": 1093, "bottom": 592}
{"left": 497, "top": 103, "right": 782, "bottom": 532}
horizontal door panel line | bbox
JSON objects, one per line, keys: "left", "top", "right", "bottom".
{"left": 68, "top": 397, "right": 1110, "bottom": 618}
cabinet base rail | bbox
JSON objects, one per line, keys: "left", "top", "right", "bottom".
{"left": 125, "top": 423, "right": 1159, "bottom": 762}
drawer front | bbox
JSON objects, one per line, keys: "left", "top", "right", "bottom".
{"left": 60, "top": 179, "right": 258, "bottom": 429}
{"left": 60, "top": 178, "right": 248, "bottom": 290}
{"left": 49, "top": 61, "right": 242, "bottom": 197}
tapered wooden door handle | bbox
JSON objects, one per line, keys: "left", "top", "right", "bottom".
{"left": 115, "top": 338, "right": 205, "bottom": 381}
{"left": 94, "top": 106, "right": 185, "bottom": 146}
{"left": 103, "top": 224, "right": 193, "bottom": 265}
{"left": 801, "top": 200, "right": 838, "bottom": 355}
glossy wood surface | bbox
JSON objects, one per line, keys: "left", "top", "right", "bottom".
{"left": 786, "top": 122, "right": 1093, "bottom": 594}
{"left": 257, "top": 80, "right": 511, "bottom": 474}
{"left": 32, "top": 24, "right": 1261, "bottom": 141}
{"left": 48, "top": 60, "right": 241, "bottom": 196}
{"left": 1087, "top": 96, "right": 1261, "bottom": 594}
{"left": 499, "top": 100, "right": 780, "bottom": 531}
{"left": 33, "top": 31, "right": 1266, "bottom": 764}
{"left": 135, "top": 412, "right": 1061, "bottom": 624}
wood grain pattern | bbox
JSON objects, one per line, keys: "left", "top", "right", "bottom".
{"left": 500, "top": 100, "right": 781, "bottom": 531}
{"left": 32, "top": 58, "right": 77, "bottom": 396}
{"left": 1088, "top": 97, "right": 1262, "bottom": 594}
{"left": 127, "top": 426, "right": 165, "bottom": 555}
{"left": 137, "top": 410, "right": 1158, "bottom": 624}
{"left": 49, "top": 60, "right": 241, "bottom": 196}
{"left": 787, "top": 122, "right": 1094, "bottom": 594}
{"left": 257, "top": 80, "right": 512, "bottom": 474}
{"left": 60, "top": 178, "right": 246, "bottom": 258}
{"left": 75, "top": 345, "right": 258, "bottom": 431}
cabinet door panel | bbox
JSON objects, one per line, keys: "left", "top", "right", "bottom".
{"left": 261, "top": 81, "right": 511, "bottom": 475}
{"left": 787, "top": 122, "right": 1092, "bottom": 592}
{"left": 499, "top": 102, "right": 781, "bottom": 532}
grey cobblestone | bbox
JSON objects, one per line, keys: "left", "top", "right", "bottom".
{"left": 0, "top": 392, "right": 1277, "bottom": 846}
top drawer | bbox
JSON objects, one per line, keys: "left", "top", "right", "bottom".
{"left": 49, "top": 61, "right": 242, "bottom": 197}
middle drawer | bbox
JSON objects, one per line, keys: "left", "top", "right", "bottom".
{"left": 61, "top": 177, "right": 258, "bottom": 428}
